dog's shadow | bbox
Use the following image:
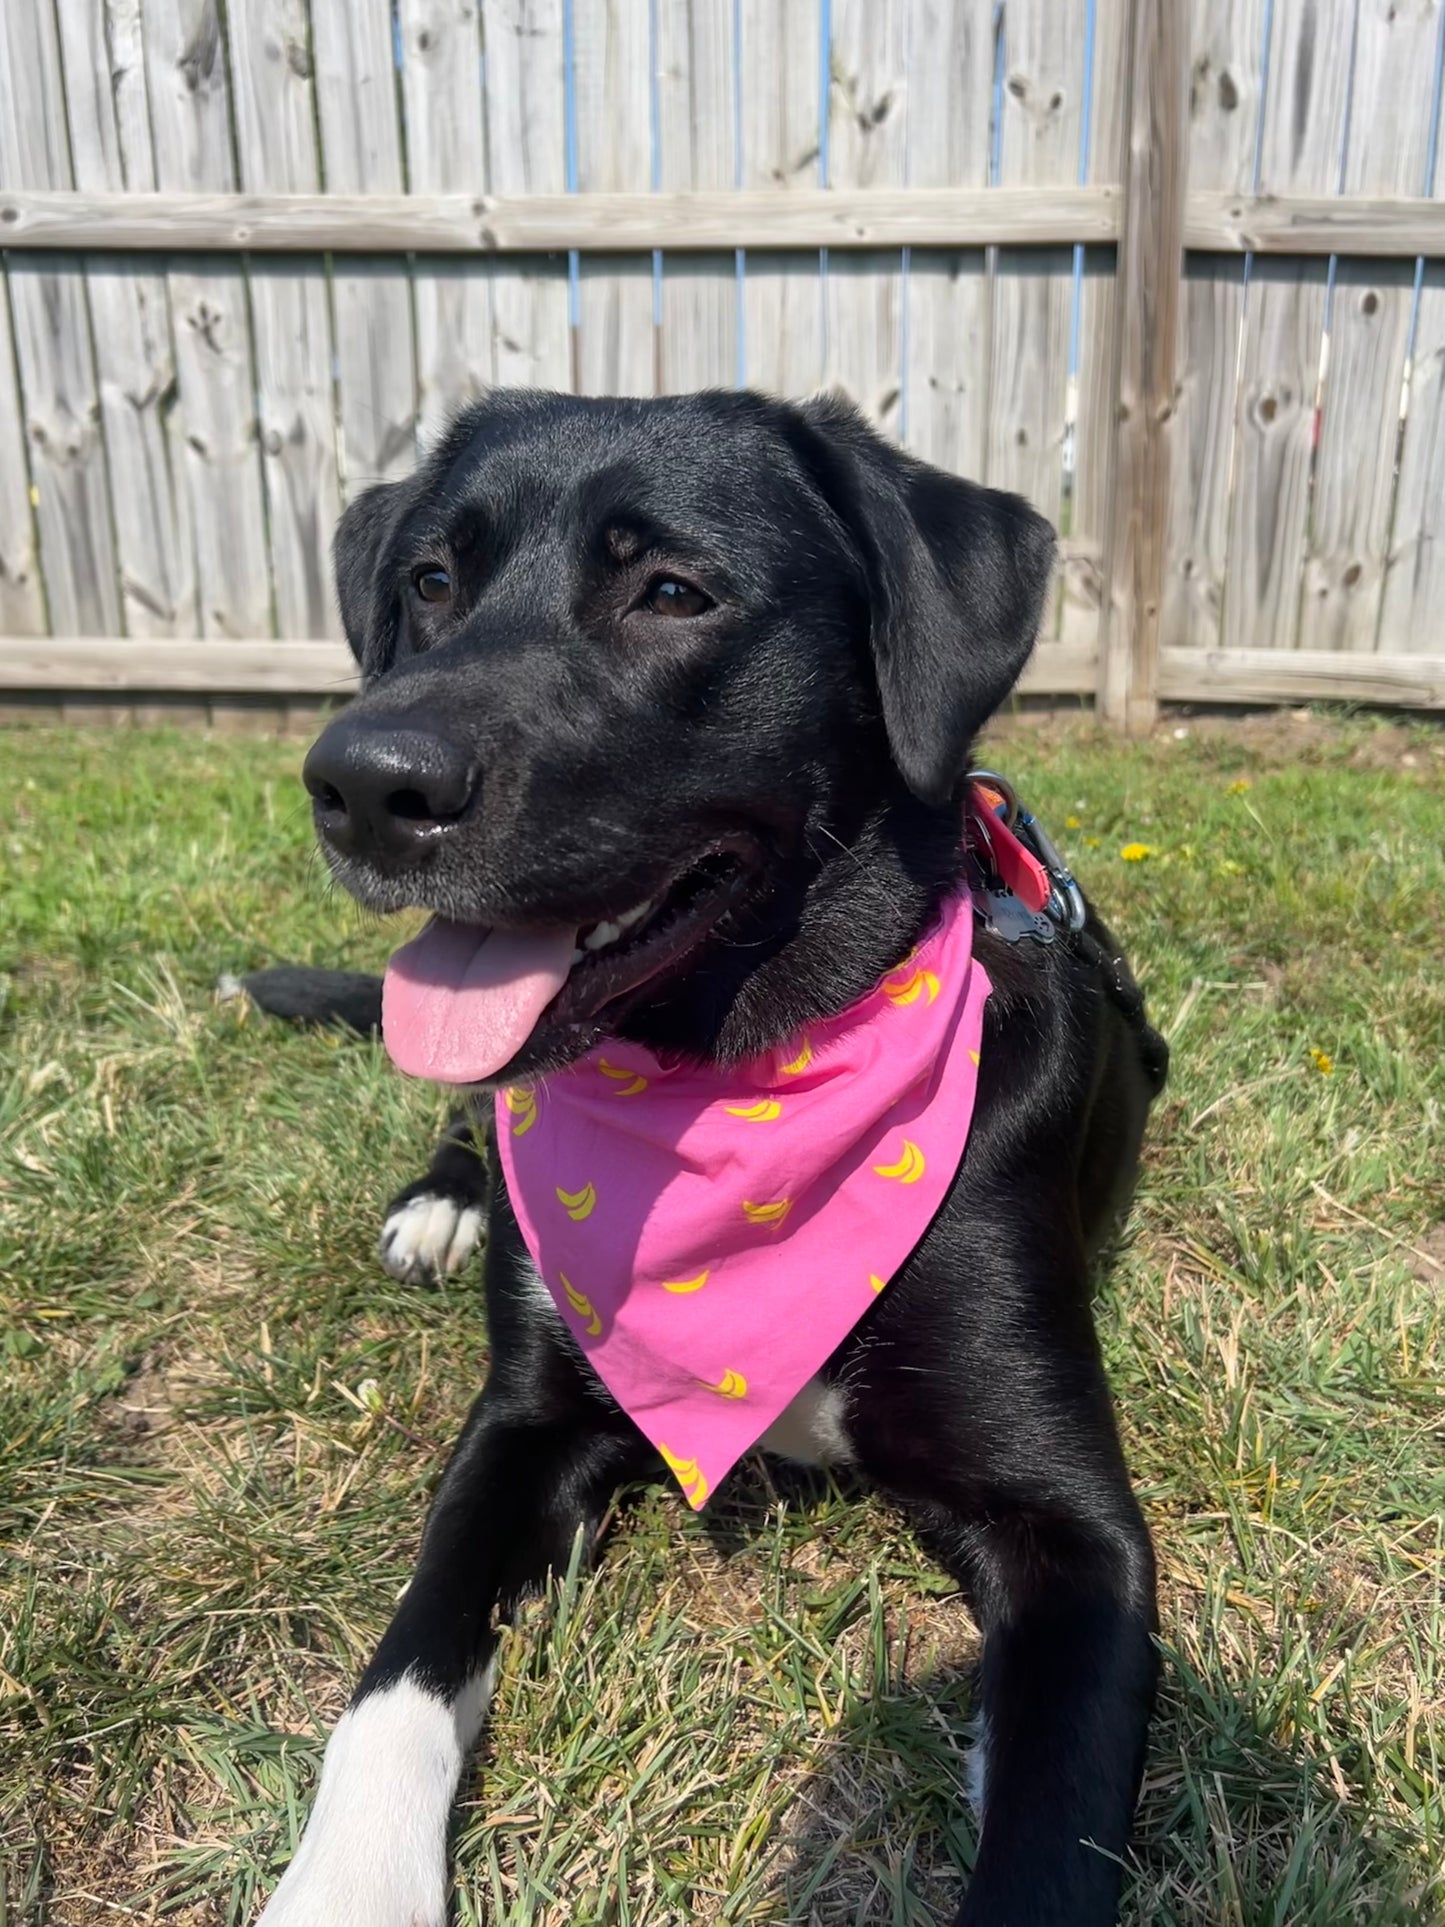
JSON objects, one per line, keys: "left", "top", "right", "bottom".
{"left": 689, "top": 1468, "right": 1429, "bottom": 1926}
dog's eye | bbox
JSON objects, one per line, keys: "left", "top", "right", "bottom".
{"left": 640, "top": 576, "right": 712, "bottom": 618}
{"left": 411, "top": 566, "right": 452, "bottom": 605}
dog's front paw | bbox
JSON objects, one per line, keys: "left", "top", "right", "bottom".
{"left": 256, "top": 1847, "right": 444, "bottom": 1927}
{"left": 256, "top": 1683, "right": 467, "bottom": 1927}
{"left": 378, "top": 1191, "right": 484, "bottom": 1284}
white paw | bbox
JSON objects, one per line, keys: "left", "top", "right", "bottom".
{"left": 257, "top": 1837, "right": 443, "bottom": 1927}
{"left": 256, "top": 1675, "right": 489, "bottom": 1927}
{"left": 378, "top": 1193, "right": 483, "bottom": 1284}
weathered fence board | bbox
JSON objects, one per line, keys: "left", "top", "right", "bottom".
{"left": 655, "top": 0, "right": 736, "bottom": 392}
{"left": 3, "top": 0, "right": 1445, "bottom": 714}
{"left": 1063, "top": 0, "right": 1131, "bottom": 651}
{"left": 1225, "top": 254, "right": 1330, "bottom": 654}
{"left": 1223, "top": 0, "right": 1351, "bottom": 657}
{"left": 1162, "top": 0, "right": 1264, "bottom": 654}
{"left": 1299, "top": 0, "right": 1441, "bottom": 655}
{"left": 1302, "top": 260, "right": 1417, "bottom": 653}
{"left": 312, "top": 0, "right": 418, "bottom": 491}
{"left": 227, "top": 0, "right": 342, "bottom": 641}
{"left": 479, "top": 0, "right": 572, "bottom": 391}
{"left": 0, "top": 633, "right": 1112, "bottom": 698}
{"left": 825, "top": 0, "right": 907, "bottom": 435}
{"left": 0, "top": 281, "right": 44, "bottom": 636}
{"left": 4, "top": 258, "right": 120, "bottom": 638}
{"left": 738, "top": 0, "right": 824, "bottom": 398}
{"left": 988, "top": 0, "right": 1085, "bottom": 630}
{"left": 53, "top": 0, "right": 197, "bottom": 640}
{"left": 573, "top": 0, "right": 655, "bottom": 398}
{"left": 1184, "top": 189, "right": 1445, "bottom": 254}
{"left": 0, "top": 184, "right": 1124, "bottom": 251}
{"left": 0, "top": 3, "right": 120, "bottom": 638}
{"left": 900, "top": 0, "right": 993, "bottom": 478}
{"left": 1099, "top": 0, "right": 1187, "bottom": 732}
{"left": 143, "top": 0, "right": 272, "bottom": 640}
{"left": 400, "top": 0, "right": 494, "bottom": 448}
{"left": 1384, "top": 257, "right": 1445, "bottom": 656}
{"left": 1377, "top": 2, "right": 1445, "bottom": 661}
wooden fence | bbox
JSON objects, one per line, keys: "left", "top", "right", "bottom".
{"left": 2, "top": 0, "right": 1444, "bottom": 727}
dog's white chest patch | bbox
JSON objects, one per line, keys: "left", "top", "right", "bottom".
{"left": 759, "top": 1376, "right": 855, "bottom": 1466}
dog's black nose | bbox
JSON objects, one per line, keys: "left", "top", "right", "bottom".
{"left": 303, "top": 711, "right": 477, "bottom": 864}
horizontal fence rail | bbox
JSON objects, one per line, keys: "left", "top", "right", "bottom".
{"left": 10, "top": 188, "right": 1445, "bottom": 257}
{"left": 0, "top": 187, "right": 1123, "bottom": 252}
{"left": 1184, "top": 191, "right": 1445, "bottom": 256}
{"left": 10, "top": 636, "right": 1442, "bottom": 711}
{"left": 3, "top": 0, "right": 1445, "bottom": 724}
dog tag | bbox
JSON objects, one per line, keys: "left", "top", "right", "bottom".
{"left": 979, "top": 882, "right": 1055, "bottom": 945}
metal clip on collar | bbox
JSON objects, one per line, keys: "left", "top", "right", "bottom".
{"left": 1014, "top": 807, "right": 1087, "bottom": 933}
{"left": 965, "top": 768, "right": 1088, "bottom": 935}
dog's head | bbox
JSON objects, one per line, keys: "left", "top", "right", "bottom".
{"left": 305, "top": 389, "right": 1054, "bottom": 1085}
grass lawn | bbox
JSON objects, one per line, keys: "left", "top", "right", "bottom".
{"left": 2, "top": 710, "right": 1442, "bottom": 1927}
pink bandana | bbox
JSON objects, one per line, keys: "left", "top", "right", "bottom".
{"left": 495, "top": 886, "right": 990, "bottom": 1508}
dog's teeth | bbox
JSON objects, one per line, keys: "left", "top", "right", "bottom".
{"left": 577, "top": 901, "right": 654, "bottom": 960}
{"left": 571, "top": 947, "right": 584, "bottom": 964}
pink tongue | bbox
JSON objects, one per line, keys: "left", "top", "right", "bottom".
{"left": 382, "top": 919, "right": 578, "bottom": 1083}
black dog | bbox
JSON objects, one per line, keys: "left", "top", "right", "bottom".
{"left": 250, "top": 389, "right": 1166, "bottom": 1927}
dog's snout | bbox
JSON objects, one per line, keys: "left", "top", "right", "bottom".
{"left": 303, "top": 713, "right": 477, "bottom": 865}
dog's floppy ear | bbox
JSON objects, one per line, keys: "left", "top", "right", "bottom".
{"left": 333, "top": 479, "right": 408, "bottom": 673}
{"left": 790, "top": 395, "right": 1056, "bottom": 806}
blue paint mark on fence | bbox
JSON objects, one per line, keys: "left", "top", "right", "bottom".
{"left": 1068, "top": 0, "right": 1098, "bottom": 393}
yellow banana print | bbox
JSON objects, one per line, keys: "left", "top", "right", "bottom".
{"left": 869, "top": 1273, "right": 887, "bottom": 1293}
{"left": 968, "top": 1048, "right": 981, "bottom": 1066}
{"left": 885, "top": 966, "right": 941, "bottom": 1007}
{"left": 697, "top": 1368, "right": 748, "bottom": 1399}
{"left": 661, "top": 1271, "right": 710, "bottom": 1294}
{"left": 659, "top": 1443, "right": 709, "bottom": 1507}
{"left": 503, "top": 1085, "right": 538, "bottom": 1136}
{"left": 873, "top": 1139, "right": 926, "bottom": 1184}
{"left": 778, "top": 1037, "right": 813, "bottom": 1075}
{"left": 555, "top": 1181, "right": 597, "bottom": 1221}
{"left": 724, "top": 1098, "right": 782, "bottom": 1122}
{"left": 598, "top": 1058, "right": 648, "bottom": 1097}
{"left": 742, "top": 1198, "right": 792, "bottom": 1228}
{"left": 559, "top": 1272, "right": 601, "bottom": 1337}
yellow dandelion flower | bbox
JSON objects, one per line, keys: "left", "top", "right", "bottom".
{"left": 1309, "top": 1048, "right": 1334, "bottom": 1076}
{"left": 1084, "top": 835, "right": 1101, "bottom": 850}
{"left": 1227, "top": 779, "right": 1252, "bottom": 795}
{"left": 1065, "top": 814, "right": 1081, "bottom": 830}
{"left": 1120, "top": 842, "right": 1154, "bottom": 862}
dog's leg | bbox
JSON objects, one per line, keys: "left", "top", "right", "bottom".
{"left": 256, "top": 1381, "right": 649, "bottom": 1927}
{"left": 941, "top": 1495, "right": 1156, "bottom": 1926}
{"left": 850, "top": 1272, "right": 1158, "bottom": 1925}
{"left": 378, "top": 1107, "right": 492, "bottom": 1284}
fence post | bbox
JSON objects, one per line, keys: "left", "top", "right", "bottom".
{"left": 1098, "top": 0, "right": 1188, "bottom": 734}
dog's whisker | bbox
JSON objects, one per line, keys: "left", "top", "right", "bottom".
{"left": 806, "top": 825, "right": 907, "bottom": 924}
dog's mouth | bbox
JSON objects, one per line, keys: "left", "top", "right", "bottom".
{"left": 381, "top": 847, "right": 753, "bottom": 1085}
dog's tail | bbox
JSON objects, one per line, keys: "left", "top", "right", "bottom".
{"left": 222, "top": 965, "right": 383, "bottom": 1035}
